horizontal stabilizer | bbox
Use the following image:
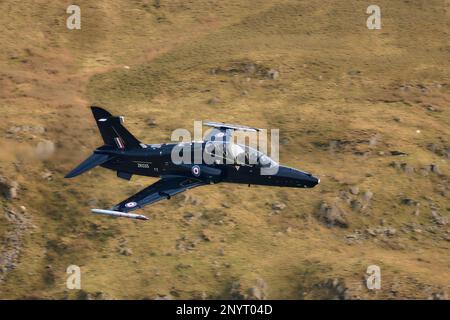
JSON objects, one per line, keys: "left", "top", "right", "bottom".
{"left": 65, "top": 153, "right": 112, "bottom": 178}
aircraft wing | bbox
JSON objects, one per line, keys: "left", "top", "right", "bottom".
{"left": 111, "top": 176, "right": 207, "bottom": 213}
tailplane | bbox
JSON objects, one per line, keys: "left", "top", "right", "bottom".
{"left": 65, "top": 152, "right": 111, "bottom": 178}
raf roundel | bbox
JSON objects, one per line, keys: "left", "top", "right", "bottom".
{"left": 192, "top": 165, "right": 201, "bottom": 177}
{"left": 125, "top": 201, "right": 137, "bottom": 208}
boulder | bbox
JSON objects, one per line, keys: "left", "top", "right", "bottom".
{"left": 266, "top": 69, "right": 279, "bottom": 80}
{"left": 349, "top": 186, "right": 359, "bottom": 195}
{"left": 0, "top": 176, "right": 19, "bottom": 199}
{"left": 271, "top": 202, "right": 286, "bottom": 211}
{"left": 362, "top": 190, "right": 373, "bottom": 203}
{"left": 207, "top": 97, "right": 220, "bottom": 105}
{"left": 317, "top": 202, "right": 348, "bottom": 228}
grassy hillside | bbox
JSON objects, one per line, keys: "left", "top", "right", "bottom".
{"left": 0, "top": 0, "right": 449, "bottom": 299}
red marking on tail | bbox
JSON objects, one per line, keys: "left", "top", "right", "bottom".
{"left": 114, "top": 137, "right": 125, "bottom": 149}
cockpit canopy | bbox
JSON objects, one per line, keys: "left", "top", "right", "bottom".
{"left": 204, "top": 141, "right": 277, "bottom": 168}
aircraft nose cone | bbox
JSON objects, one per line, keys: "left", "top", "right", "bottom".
{"left": 301, "top": 174, "right": 319, "bottom": 188}
{"left": 277, "top": 166, "right": 319, "bottom": 188}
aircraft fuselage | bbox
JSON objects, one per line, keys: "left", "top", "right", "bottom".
{"left": 97, "top": 143, "right": 319, "bottom": 189}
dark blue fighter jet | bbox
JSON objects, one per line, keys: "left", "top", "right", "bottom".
{"left": 65, "top": 107, "right": 319, "bottom": 220}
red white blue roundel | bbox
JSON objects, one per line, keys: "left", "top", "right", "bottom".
{"left": 125, "top": 201, "right": 137, "bottom": 208}
{"left": 192, "top": 165, "right": 201, "bottom": 177}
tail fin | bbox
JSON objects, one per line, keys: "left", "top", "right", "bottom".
{"left": 91, "top": 106, "right": 141, "bottom": 150}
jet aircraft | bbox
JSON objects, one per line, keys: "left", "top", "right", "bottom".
{"left": 65, "top": 107, "right": 319, "bottom": 220}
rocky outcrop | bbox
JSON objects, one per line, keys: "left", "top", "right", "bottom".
{"left": 0, "top": 207, "right": 31, "bottom": 283}
{"left": 0, "top": 176, "right": 19, "bottom": 200}
{"left": 230, "top": 278, "right": 268, "bottom": 300}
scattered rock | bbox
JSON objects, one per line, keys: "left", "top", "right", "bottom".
{"left": 271, "top": 202, "right": 286, "bottom": 212}
{"left": 339, "top": 190, "right": 352, "bottom": 205}
{"left": 154, "top": 294, "right": 173, "bottom": 300}
{"left": 431, "top": 211, "right": 447, "bottom": 226}
{"left": 386, "top": 227, "right": 397, "bottom": 236}
{"left": 348, "top": 69, "right": 361, "bottom": 76}
{"left": 210, "top": 61, "right": 279, "bottom": 81}
{"left": 365, "top": 227, "right": 397, "bottom": 237}
{"left": 321, "top": 278, "right": 351, "bottom": 300}
{"left": 8, "top": 184, "right": 18, "bottom": 199}
{"left": 0, "top": 176, "right": 19, "bottom": 200}
{"left": 427, "top": 143, "right": 450, "bottom": 159}
{"left": 429, "top": 164, "right": 441, "bottom": 174}
{"left": 369, "top": 135, "right": 380, "bottom": 146}
{"left": 428, "top": 291, "right": 449, "bottom": 300}
{"left": 176, "top": 236, "right": 198, "bottom": 251}
{"left": 247, "top": 279, "right": 268, "bottom": 300}
{"left": 390, "top": 161, "right": 415, "bottom": 174}
{"left": 401, "top": 198, "right": 418, "bottom": 206}
{"left": 181, "top": 194, "right": 201, "bottom": 206}
{"left": 230, "top": 278, "right": 268, "bottom": 300}
{"left": 349, "top": 186, "right": 359, "bottom": 195}
{"left": 41, "top": 170, "right": 53, "bottom": 181}
{"left": 362, "top": 190, "right": 373, "bottom": 203}
{"left": 200, "top": 229, "right": 212, "bottom": 242}
{"left": 317, "top": 202, "right": 348, "bottom": 228}
{"left": 230, "top": 281, "right": 245, "bottom": 300}
{"left": 146, "top": 118, "right": 157, "bottom": 127}
{"left": 176, "top": 263, "right": 192, "bottom": 271}
{"left": 7, "top": 125, "right": 45, "bottom": 135}
{"left": 43, "top": 265, "right": 55, "bottom": 285}
{"left": 0, "top": 207, "right": 31, "bottom": 283}
{"left": 350, "top": 200, "right": 363, "bottom": 212}
{"left": 183, "top": 212, "right": 195, "bottom": 221}
{"left": 207, "top": 97, "right": 220, "bottom": 105}
{"left": 119, "top": 247, "right": 133, "bottom": 256}
{"left": 389, "top": 150, "right": 408, "bottom": 156}
{"left": 266, "top": 69, "right": 279, "bottom": 80}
